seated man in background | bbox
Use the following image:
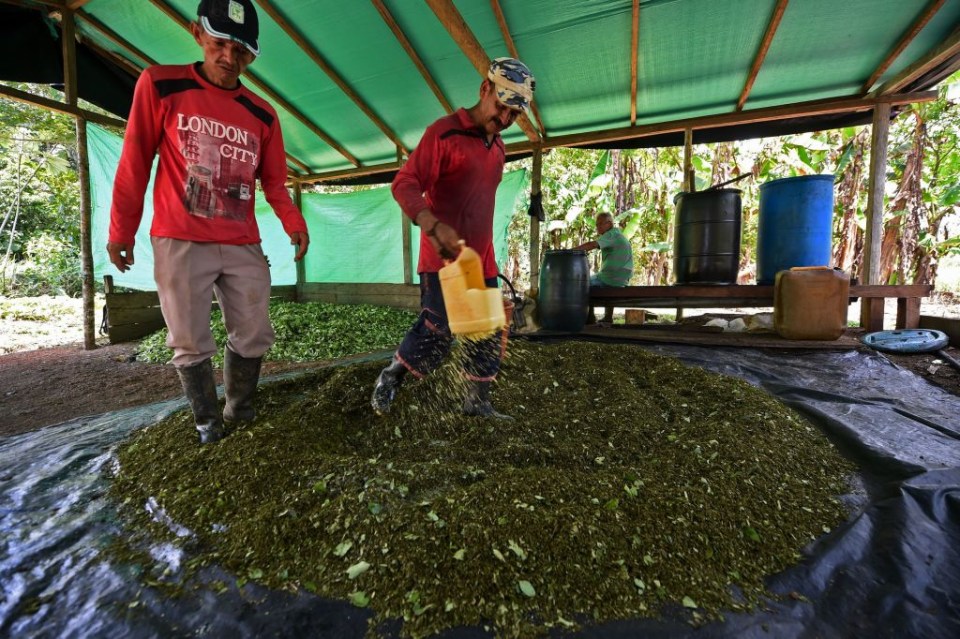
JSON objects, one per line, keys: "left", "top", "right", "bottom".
{"left": 575, "top": 212, "right": 634, "bottom": 324}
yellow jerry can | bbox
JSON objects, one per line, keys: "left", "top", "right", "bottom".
{"left": 439, "top": 244, "right": 506, "bottom": 339}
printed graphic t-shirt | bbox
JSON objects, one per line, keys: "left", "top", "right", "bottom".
{"left": 109, "top": 63, "right": 306, "bottom": 245}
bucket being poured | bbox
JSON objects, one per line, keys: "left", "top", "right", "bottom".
{"left": 439, "top": 243, "right": 506, "bottom": 339}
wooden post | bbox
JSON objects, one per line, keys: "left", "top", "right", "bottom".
{"left": 62, "top": 9, "right": 96, "bottom": 350}
{"left": 861, "top": 102, "right": 891, "bottom": 328}
{"left": 292, "top": 180, "right": 306, "bottom": 301}
{"left": 398, "top": 145, "right": 413, "bottom": 285}
{"left": 683, "top": 128, "right": 695, "bottom": 192}
{"left": 529, "top": 144, "right": 543, "bottom": 294}
{"left": 677, "top": 128, "right": 694, "bottom": 322}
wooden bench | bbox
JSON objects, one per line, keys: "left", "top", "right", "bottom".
{"left": 588, "top": 284, "right": 933, "bottom": 332}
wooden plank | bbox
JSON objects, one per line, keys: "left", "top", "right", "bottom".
{"left": 919, "top": 315, "right": 960, "bottom": 347}
{"left": 861, "top": 298, "right": 886, "bottom": 332}
{"left": 372, "top": 0, "right": 453, "bottom": 114}
{"left": 510, "top": 91, "right": 936, "bottom": 153}
{"left": 108, "top": 306, "right": 165, "bottom": 325}
{"left": 108, "top": 320, "right": 166, "bottom": 344}
{"left": 861, "top": 0, "right": 945, "bottom": 94}
{"left": 423, "top": 0, "right": 540, "bottom": 142}
{"left": 737, "top": 0, "right": 789, "bottom": 111}
{"left": 299, "top": 282, "right": 420, "bottom": 297}
{"left": 0, "top": 84, "right": 126, "bottom": 129}
{"left": 862, "top": 102, "right": 891, "bottom": 293}
{"left": 490, "top": 0, "right": 546, "bottom": 137}
{"left": 874, "top": 24, "right": 960, "bottom": 95}
{"left": 589, "top": 284, "right": 931, "bottom": 300}
{"left": 105, "top": 291, "right": 162, "bottom": 308}
{"left": 629, "top": 0, "right": 639, "bottom": 124}
{"left": 255, "top": 0, "right": 408, "bottom": 155}
{"left": 896, "top": 297, "right": 921, "bottom": 329}
{"left": 579, "top": 325, "right": 863, "bottom": 350}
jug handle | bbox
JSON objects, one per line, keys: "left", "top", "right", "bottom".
{"left": 442, "top": 240, "right": 467, "bottom": 264}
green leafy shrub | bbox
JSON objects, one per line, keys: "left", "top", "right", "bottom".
{"left": 1, "top": 233, "right": 82, "bottom": 297}
{"left": 136, "top": 300, "right": 417, "bottom": 366}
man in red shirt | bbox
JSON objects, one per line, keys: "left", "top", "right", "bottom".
{"left": 372, "top": 57, "right": 536, "bottom": 420}
{"left": 107, "top": 0, "right": 308, "bottom": 444}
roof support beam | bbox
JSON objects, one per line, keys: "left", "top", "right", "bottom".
{"left": 630, "top": 0, "right": 639, "bottom": 125}
{"left": 873, "top": 13, "right": 960, "bottom": 95}
{"left": 737, "top": 0, "right": 788, "bottom": 111}
{"left": 254, "top": 0, "right": 409, "bottom": 155}
{"left": 371, "top": 0, "right": 453, "bottom": 116}
{"left": 861, "top": 0, "right": 945, "bottom": 94}
{"left": 424, "top": 0, "right": 540, "bottom": 142}
{"left": 296, "top": 91, "right": 935, "bottom": 184}
{"left": 146, "top": 0, "right": 359, "bottom": 169}
{"left": 861, "top": 101, "right": 891, "bottom": 301}
{"left": 75, "top": 10, "right": 156, "bottom": 69}
{"left": 513, "top": 90, "right": 936, "bottom": 153}
{"left": 490, "top": 0, "right": 547, "bottom": 138}
{"left": 0, "top": 83, "right": 126, "bottom": 128}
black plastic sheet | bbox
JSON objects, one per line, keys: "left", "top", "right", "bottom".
{"left": 2, "top": 343, "right": 959, "bottom": 638}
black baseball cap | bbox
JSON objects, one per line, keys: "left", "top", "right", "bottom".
{"left": 197, "top": 0, "right": 260, "bottom": 57}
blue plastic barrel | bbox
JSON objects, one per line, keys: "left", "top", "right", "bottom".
{"left": 756, "top": 175, "right": 835, "bottom": 285}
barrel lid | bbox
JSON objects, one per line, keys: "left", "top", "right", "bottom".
{"left": 545, "top": 249, "right": 587, "bottom": 255}
{"left": 861, "top": 329, "right": 949, "bottom": 354}
{"left": 759, "top": 174, "right": 835, "bottom": 190}
{"left": 673, "top": 188, "right": 741, "bottom": 203}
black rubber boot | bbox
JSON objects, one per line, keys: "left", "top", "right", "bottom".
{"left": 223, "top": 347, "right": 262, "bottom": 423}
{"left": 371, "top": 356, "right": 407, "bottom": 415}
{"left": 176, "top": 359, "right": 225, "bottom": 444}
{"left": 462, "top": 380, "right": 514, "bottom": 420}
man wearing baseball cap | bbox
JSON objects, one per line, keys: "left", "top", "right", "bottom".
{"left": 372, "top": 57, "right": 536, "bottom": 420}
{"left": 107, "top": 0, "right": 309, "bottom": 444}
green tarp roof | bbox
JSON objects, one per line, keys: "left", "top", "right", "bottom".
{"left": 4, "top": 0, "right": 960, "bottom": 180}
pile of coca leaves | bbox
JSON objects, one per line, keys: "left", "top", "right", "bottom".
{"left": 110, "top": 340, "right": 855, "bottom": 637}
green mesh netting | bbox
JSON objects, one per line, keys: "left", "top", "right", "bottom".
{"left": 89, "top": 124, "right": 527, "bottom": 291}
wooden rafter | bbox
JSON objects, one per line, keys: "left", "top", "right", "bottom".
{"left": 371, "top": 0, "right": 452, "bottom": 115}
{"left": 298, "top": 160, "right": 402, "bottom": 185}
{"left": 489, "top": 0, "right": 547, "bottom": 137}
{"left": 254, "top": 0, "right": 408, "bottom": 155}
{"left": 737, "top": 0, "right": 788, "bottom": 111}
{"left": 67, "top": 0, "right": 92, "bottom": 8}
{"left": 145, "top": 0, "right": 359, "bottom": 168}
{"left": 76, "top": 10, "right": 157, "bottom": 68}
{"left": 0, "top": 82, "right": 126, "bottom": 128}
{"left": 874, "top": 26, "right": 960, "bottom": 95}
{"left": 861, "top": 0, "right": 946, "bottom": 95}
{"left": 630, "top": 0, "right": 639, "bottom": 125}
{"left": 502, "top": 91, "right": 935, "bottom": 153}
{"left": 424, "top": 0, "right": 540, "bottom": 142}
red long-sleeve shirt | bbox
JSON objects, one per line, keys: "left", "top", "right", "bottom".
{"left": 109, "top": 63, "right": 306, "bottom": 246}
{"left": 392, "top": 108, "right": 505, "bottom": 278}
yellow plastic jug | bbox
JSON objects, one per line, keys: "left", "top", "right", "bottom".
{"left": 439, "top": 244, "right": 506, "bottom": 338}
{"left": 774, "top": 266, "right": 850, "bottom": 340}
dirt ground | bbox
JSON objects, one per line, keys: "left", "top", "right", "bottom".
{"left": 1, "top": 297, "right": 958, "bottom": 440}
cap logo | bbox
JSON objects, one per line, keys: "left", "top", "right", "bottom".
{"left": 228, "top": 0, "right": 245, "bottom": 24}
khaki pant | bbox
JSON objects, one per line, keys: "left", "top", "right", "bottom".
{"left": 153, "top": 237, "right": 274, "bottom": 368}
